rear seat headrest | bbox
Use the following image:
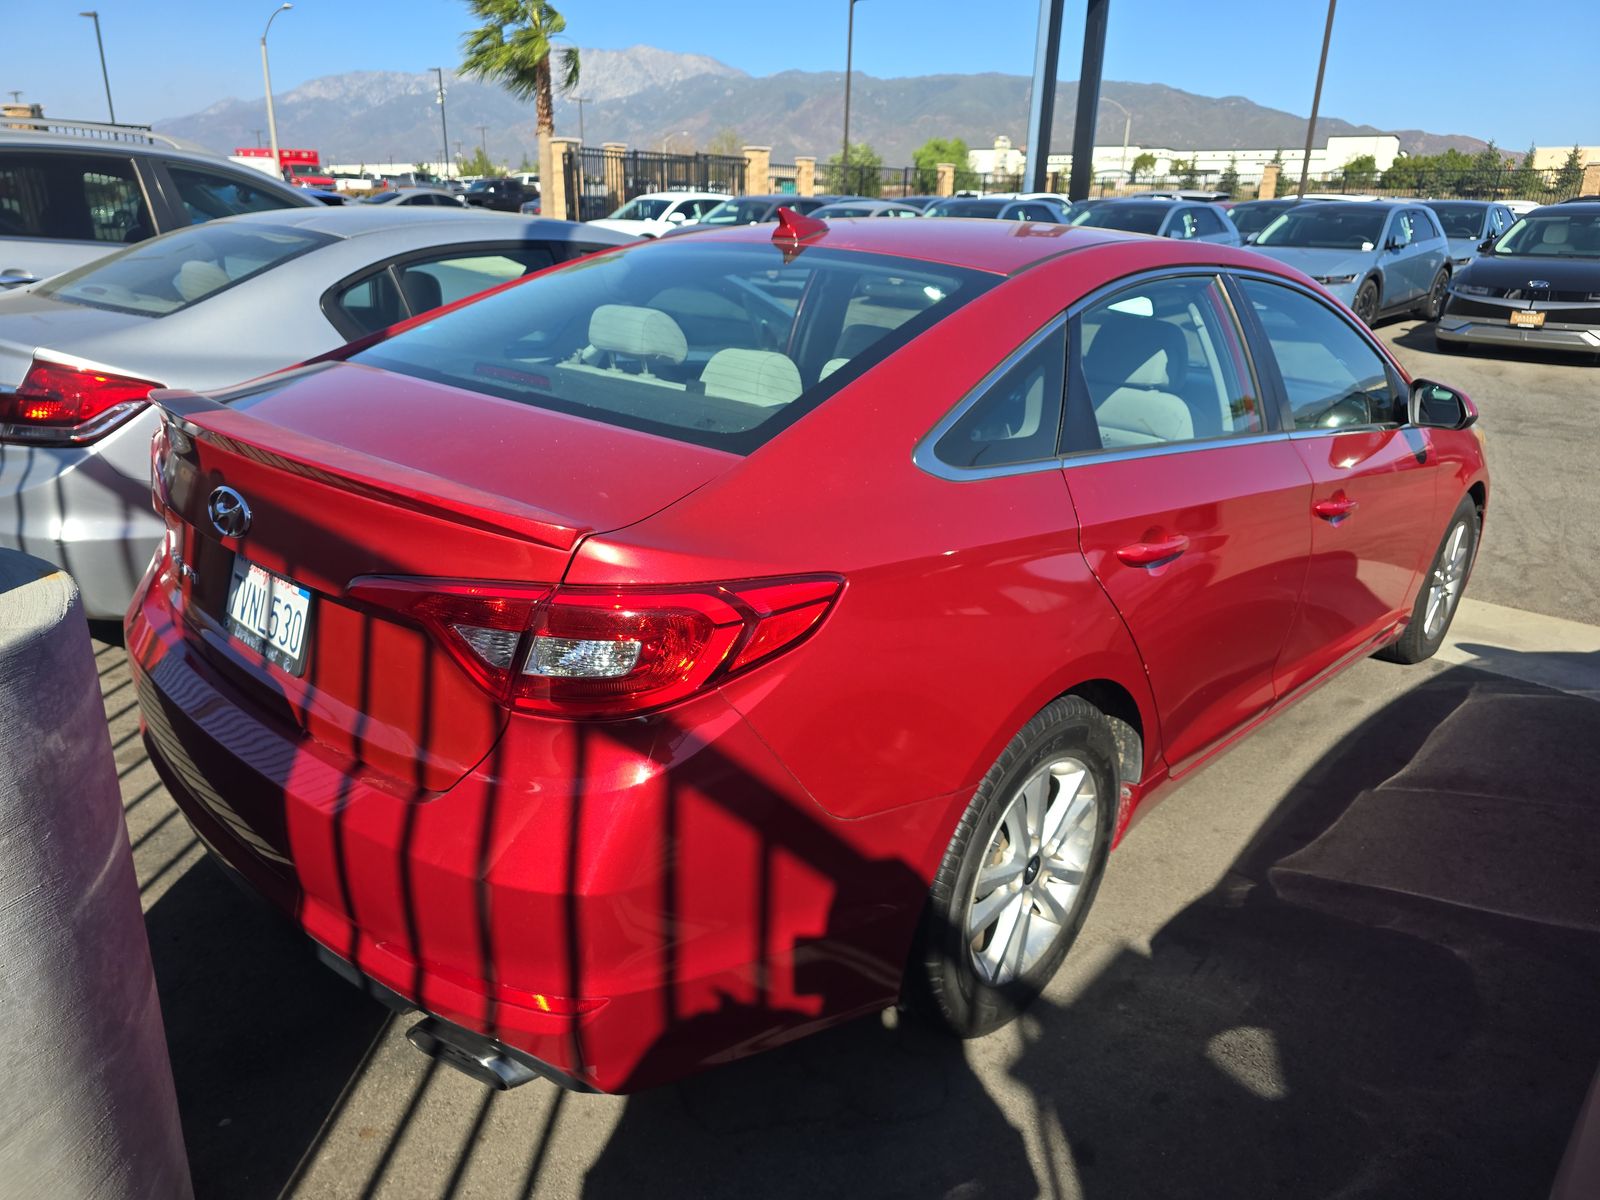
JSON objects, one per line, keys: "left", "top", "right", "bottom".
{"left": 588, "top": 304, "right": 688, "bottom": 364}
{"left": 701, "top": 349, "right": 803, "bottom": 408}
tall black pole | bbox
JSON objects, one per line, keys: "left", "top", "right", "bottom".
{"left": 433, "top": 68, "right": 450, "bottom": 180}
{"left": 842, "top": 0, "right": 858, "bottom": 173}
{"left": 1066, "top": 0, "right": 1111, "bottom": 200}
{"left": 1023, "top": 0, "right": 1065, "bottom": 192}
{"left": 79, "top": 12, "right": 116, "bottom": 124}
{"left": 1297, "top": 0, "right": 1337, "bottom": 199}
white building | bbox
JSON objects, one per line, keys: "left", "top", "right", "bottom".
{"left": 968, "top": 133, "right": 1401, "bottom": 183}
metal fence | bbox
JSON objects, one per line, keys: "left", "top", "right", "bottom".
{"left": 1092, "top": 166, "right": 1581, "bottom": 204}
{"left": 564, "top": 147, "right": 746, "bottom": 220}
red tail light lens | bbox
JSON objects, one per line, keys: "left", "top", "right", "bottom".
{"left": 0, "top": 359, "right": 161, "bottom": 446}
{"left": 347, "top": 575, "right": 843, "bottom": 718}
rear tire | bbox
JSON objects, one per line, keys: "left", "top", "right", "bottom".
{"left": 910, "top": 696, "right": 1117, "bottom": 1038}
{"left": 1417, "top": 268, "right": 1450, "bottom": 321}
{"left": 1352, "top": 279, "right": 1380, "bottom": 325}
{"left": 1377, "top": 494, "right": 1479, "bottom": 665}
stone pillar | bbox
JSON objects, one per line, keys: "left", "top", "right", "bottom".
{"left": 1257, "top": 162, "right": 1281, "bottom": 200}
{"left": 0, "top": 552, "right": 193, "bottom": 1200}
{"left": 794, "top": 156, "right": 816, "bottom": 197}
{"left": 743, "top": 145, "right": 772, "bottom": 196}
{"left": 936, "top": 162, "right": 956, "bottom": 197}
{"left": 544, "top": 136, "right": 579, "bottom": 221}
{"left": 1579, "top": 162, "right": 1600, "bottom": 199}
{"left": 601, "top": 142, "right": 626, "bottom": 213}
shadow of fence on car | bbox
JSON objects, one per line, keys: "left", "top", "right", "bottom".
{"left": 135, "top": 605, "right": 1600, "bottom": 1198}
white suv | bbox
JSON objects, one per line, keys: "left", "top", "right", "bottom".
{"left": 588, "top": 191, "right": 725, "bottom": 239}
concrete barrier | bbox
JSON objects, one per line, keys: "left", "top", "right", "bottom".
{"left": 0, "top": 551, "right": 192, "bottom": 1200}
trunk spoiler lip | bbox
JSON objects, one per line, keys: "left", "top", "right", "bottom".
{"left": 150, "top": 387, "right": 585, "bottom": 552}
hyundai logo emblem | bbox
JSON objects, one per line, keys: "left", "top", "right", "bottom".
{"left": 207, "top": 486, "right": 252, "bottom": 539}
{"left": 1528, "top": 279, "right": 1551, "bottom": 289}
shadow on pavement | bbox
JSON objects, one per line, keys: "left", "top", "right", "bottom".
{"left": 137, "top": 647, "right": 1600, "bottom": 1199}
{"left": 1389, "top": 321, "right": 1600, "bottom": 367}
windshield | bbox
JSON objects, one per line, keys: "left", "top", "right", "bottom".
{"left": 1070, "top": 204, "right": 1166, "bottom": 235}
{"left": 361, "top": 191, "right": 403, "bottom": 204}
{"left": 1427, "top": 203, "right": 1488, "bottom": 239}
{"left": 924, "top": 199, "right": 1006, "bottom": 218}
{"left": 698, "top": 199, "right": 776, "bottom": 226}
{"left": 467, "top": 179, "right": 495, "bottom": 192}
{"left": 1493, "top": 212, "right": 1600, "bottom": 258}
{"left": 352, "top": 242, "right": 995, "bottom": 454}
{"left": 816, "top": 206, "right": 878, "bottom": 218}
{"left": 37, "top": 222, "right": 331, "bottom": 316}
{"left": 1229, "top": 202, "right": 1294, "bottom": 238}
{"left": 610, "top": 198, "right": 671, "bottom": 221}
{"left": 1255, "top": 206, "right": 1386, "bottom": 249}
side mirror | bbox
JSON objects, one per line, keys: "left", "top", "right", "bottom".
{"left": 1243, "top": 232, "right": 1259, "bottom": 244}
{"left": 1386, "top": 236, "right": 1405, "bottom": 251}
{"left": 666, "top": 211, "right": 687, "bottom": 224}
{"left": 1478, "top": 235, "right": 1496, "bottom": 253}
{"left": 1409, "top": 379, "right": 1478, "bottom": 430}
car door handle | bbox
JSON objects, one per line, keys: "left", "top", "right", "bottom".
{"left": 1313, "top": 495, "right": 1359, "bottom": 522}
{"left": 0, "top": 271, "right": 39, "bottom": 288}
{"left": 1116, "top": 534, "right": 1190, "bottom": 567}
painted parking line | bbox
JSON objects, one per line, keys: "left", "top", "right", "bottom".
{"left": 1439, "top": 598, "right": 1600, "bottom": 701}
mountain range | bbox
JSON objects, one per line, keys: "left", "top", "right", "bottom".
{"left": 154, "top": 44, "right": 1487, "bottom": 168}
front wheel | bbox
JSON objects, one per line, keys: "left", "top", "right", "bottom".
{"left": 1417, "top": 268, "right": 1450, "bottom": 321}
{"left": 910, "top": 696, "right": 1117, "bottom": 1038}
{"left": 1351, "top": 278, "right": 1380, "bottom": 325}
{"left": 1377, "top": 494, "right": 1479, "bottom": 664}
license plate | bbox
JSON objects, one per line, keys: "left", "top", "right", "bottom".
{"left": 1510, "top": 309, "right": 1546, "bottom": 328}
{"left": 225, "top": 559, "right": 312, "bottom": 676}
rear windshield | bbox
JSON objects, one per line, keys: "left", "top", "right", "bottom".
{"left": 698, "top": 199, "right": 777, "bottom": 226}
{"left": 1256, "top": 206, "right": 1387, "bottom": 249}
{"left": 925, "top": 199, "right": 1006, "bottom": 218}
{"left": 611, "top": 197, "right": 671, "bottom": 221}
{"left": 1426, "top": 202, "right": 1487, "bottom": 239}
{"left": 352, "top": 241, "right": 995, "bottom": 454}
{"left": 37, "top": 222, "right": 331, "bottom": 316}
{"left": 1070, "top": 204, "right": 1166, "bottom": 234}
{"left": 1229, "top": 202, "right": 1294, "bottom": 237}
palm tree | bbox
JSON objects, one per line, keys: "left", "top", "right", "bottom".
{"left": 459, "top": 0, "right": 580, "bottom": 204}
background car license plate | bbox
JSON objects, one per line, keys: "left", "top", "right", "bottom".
{"left": 225, "top": 559, "right": 312, "bottom": 676}
{"left": 1510, "top": 310, "right": 1546, "bottom": 328}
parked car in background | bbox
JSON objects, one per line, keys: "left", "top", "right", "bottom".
{"left": 1227, "top": 197, "right": 1322, "bottom": 243}
{"left": 519, "top": 196, "right": 542, "bottom": 217}
{"left": 810, "top": 199, "right": 922, "bottom": 219}
{"left": 588, "top": 191, "right": 725, "bottom": 238}
{"left": 689, "top": 193, "right": 836, "bottom": 226}
{"left": 0, "top": 207, "right": 630, "bottom": 618}
{"left": 361, "top": 187, "right": 468, "bottom": 208}
{"left": 0, "top": 120, "right": 314, "bottom": 288}
{"left": 1300, "top": 192, "right": 1382, "bottom": 202}
{"left": 301, "top": 188, "right": 347, "bottom": 206}
{"left": 465, "top": 176, "right": 526, "bottom": 212}
{"left": 1423, "top": 200, "right": 1517, "bottom": 267}
{"left": 1069, "top": 199, "right": 1241, "bottom": 245}
{"left": 1126, "top": 188, "right": 1231, "bottom": 202}
{"left": 1248, "top": 201, "right": 1451, "bottom": 324}
{"left": 125, "top": 217, "right": 1487, "bottom": 1097}
{"left": 1504, "top": 199, "right": 1543, "bottom": 216}
{"left": 923, "top": 196, "right": 1065, "bottom": 222}
{"left": 896, "top": 195, "right": 943, "bottom": 210}
{"left": 1436, "top": 202, "right": 1600, "bottom": 357}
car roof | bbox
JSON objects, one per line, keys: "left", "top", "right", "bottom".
{"left": 629, "top": 190, "right": 725, "bottom": 201}
{"left": 0, "top": 129, "right": 273, "bottom": 173}
{"left": 1535, "top": 201, "right": 1600, "bottom": 215}
{"left": 659, "top": 215, "right": 1179, "bottom": 276}
{"left": 208, "top": 207, "right": 625, "bottom": 242}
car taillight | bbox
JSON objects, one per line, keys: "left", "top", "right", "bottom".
{"left": 0, "top": 359, "right": 161, "bottom": 446}
{"left": 346, "top": 575, "right": 843, "bottom": 718}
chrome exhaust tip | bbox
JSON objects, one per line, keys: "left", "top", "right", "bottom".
{"left": 405, "top": 1016, "right": 540, "bottom": 1091}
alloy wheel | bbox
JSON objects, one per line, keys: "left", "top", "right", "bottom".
{"left": 1353, "top": 283, "right": 1378, "bottom": 323}
{"left": 965, "top": 756, "right": 1099, "bottom": 986}
{"left": 1423, "top": 520, "right": 1471, "bottom": 639}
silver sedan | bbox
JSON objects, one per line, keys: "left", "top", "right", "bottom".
{"left": 0, "top": 206, "right": 632, "bottom": 617}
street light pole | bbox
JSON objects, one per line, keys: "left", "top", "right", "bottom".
{"left": 842, "top": 0, "right": 870, "bottom": 180}
{"left": 78, "top": 12, "right": 116, "bottom": 124}
{"left": 431, "top": 68, "right": 450, "bottom": 179}
{"left": 572, "top": 96, "right": 588, "bottom": 147}
{"left": 1101, "top": 96, "right": 1132, "bottom": 187}
{"left": 1297, "top": 0, "right": 1337, "bottom": 200}
{"left": 261, "top": 4, "right": 292, "bottom": 178}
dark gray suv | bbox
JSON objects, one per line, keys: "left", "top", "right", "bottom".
{"left": 0, "top": 118, "right": 313, "bottom": 289}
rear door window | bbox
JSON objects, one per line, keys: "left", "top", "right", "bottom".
{"left": 0, "top": 151, "right": 152, "bottom": 244}
{"left": 166, "top": 165, "right": 300, "bottom": 223}
{"left": 352, "top": 241, "right": 993, "bottom": 453}
{"left": 328, "top": 247, "right": 557, "bottom": 338}
{"left": 1191, "top": 207, "right": 1228, "bottom": 237}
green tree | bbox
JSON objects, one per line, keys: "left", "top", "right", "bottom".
{"left": 1129, "top": 151, "right": 1157, "bottom": 183}
{"left": 1505, "top": 143, "right": 1542, "bottom": 200}
{"left": 1554, "top": 144, "right": 1585, "bottom": 196}
{"left": 1171, "top": 157, "right": 1199, "bottom": 187}
{"left": 460, "top": 0, "right": 579, "bottom": 201}
{"left": 1269, "top": 147, "right": 1284, "bottom": 167}
{"left": 705, "top": 127, "right": 742, "bottom": 159}
{"left": 1342, "top": 153, "right": 1377, "bottom": 189}
{"left": 826, "top": 141, "right": 883, "bottom": 196}
{"left": 457, "top": 146, "right": 500, "bottom": 177}
{"left": 911, "top": 136, "right": 978, "bottom": 193}
{"left": 1217, "top": 155, "right": 1241, "bottom": 197}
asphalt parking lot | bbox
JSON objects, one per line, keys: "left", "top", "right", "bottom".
{"left": 98, "top": 321, "right": 1600, "bottom": 1199}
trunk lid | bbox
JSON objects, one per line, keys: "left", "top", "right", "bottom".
{"left": 155, "top": 361, "right": 739, "bottom": 793}
{"left": 0, "top": 290, "right": 157, "bottom": 388}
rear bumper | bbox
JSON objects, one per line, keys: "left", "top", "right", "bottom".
{"left": 127, "top": 574, "right": 946, "bottom": 1093}
{"left": 1436, "top": 317, "right": 1600, "bottom": 354}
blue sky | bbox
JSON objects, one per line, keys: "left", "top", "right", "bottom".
{"left": 8, "top": 0, "right": 1595, "bottom": 149}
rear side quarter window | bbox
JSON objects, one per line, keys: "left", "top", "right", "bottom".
{"left": 932, "top": 317, "right": 1066, "bottom": 469}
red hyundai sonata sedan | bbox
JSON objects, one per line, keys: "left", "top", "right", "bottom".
{"left": 128, "top": 212, "right": 1488, "bottom": 1093}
